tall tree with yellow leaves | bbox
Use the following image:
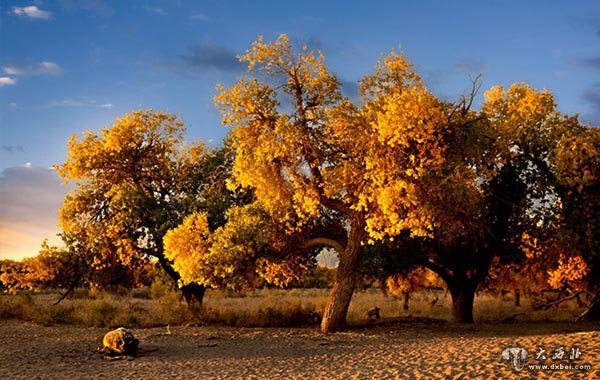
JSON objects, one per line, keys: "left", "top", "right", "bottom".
{"left": 215, "top": 35, "right": 448, "bottom": 332}
{"left": 378, "top": 83, "right": 582, "bottom": 323}
{"left": 56, "top": 110, "right": 237, "bottom": 304}
{"left": 553, "top": 126, "right": 600, "bottom": 319}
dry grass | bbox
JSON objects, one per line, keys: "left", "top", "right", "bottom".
{"left": 0, "top": 287, "right": 586, "bottom": 328}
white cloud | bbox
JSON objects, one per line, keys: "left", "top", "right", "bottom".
{"left": 9, "top": 98, "right": 113, "bottom": 110}
{"left": 47, "top": 99, "right": 91, "bottom": 107}
{"left": 144, "top": 6, "right": 167, "bottom": 16}
{"left": 3, "top": 67, "right": 24, "bottom": 75}
{"left": 190, "top": 12, "right": 209, "bottom": 21}
{"left": 38, "top": 61, "right": 63, "bottom": 75}
{"left": 46, "top": 98, "right": 113, "bottom": 108}
{"left": 12, "top": 5, "right": 53, "bottom": 20}
{"left": 3, "top": 61, "right": 64, "bottom": 77}
{"left": 0, "top": 77, "right": 17, "bottom": 87}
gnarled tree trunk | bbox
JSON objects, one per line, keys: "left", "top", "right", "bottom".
{"left": 181, "top": 282, "right": 206, "bottom": 306}
{"left": 577, "top": 284, "right": 600, "bottom": 321}
{"left": 320, "top": 230, "right": 363, "bottom": 333}
{"left": 448, "top": 280, "right": 476, "bottom": 323}
{"left": 156, "top": 253, "right": 206, "bottom": 306}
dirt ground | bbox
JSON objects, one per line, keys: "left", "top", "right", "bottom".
{"left": 0, "top": 319, "right": 598, "bottom": 379}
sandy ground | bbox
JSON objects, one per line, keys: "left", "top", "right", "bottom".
{"left": 0, "top": 319, "right": 598, "bottom": 379}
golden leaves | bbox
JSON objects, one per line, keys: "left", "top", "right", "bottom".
{"left": 164, "top": 203, "right": 299, "bottom": 289}
{"left": 385, "top": 268, "right": 443, "bottom": 296}
{"left": 547, "top": 255, "right": 589, "bottom": 290}
{"left": 56, "top": 109, "right": 188, "bottom": 186}
{"left": 216, "top": 35, "right": 452, "bottom": 242}
{"left": 163, "top": 212, "right": 211, "bottom": 286}
{"left": 555, "top": 128, "right": 600, "bottom": 191}
{"left": 55, "top": 109, "right": 212, "bottom": 278}
{"left": 483, "top": 83, "right": 555, "bottom": 125}
{"left": 240, "top": 34, "right": 292, "bottom": 73}
{"left": 215, "top": 34, "right": 344, "bottom": 231}
{"left": 357, "top": 54, "right": 448, "bottom": 240}
{"left": 482, "top": 83, "right": 557, "bottom": 156}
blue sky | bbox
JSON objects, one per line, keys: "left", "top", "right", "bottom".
{"left": 1, "top": 0, "right": 599, "bottom": 259}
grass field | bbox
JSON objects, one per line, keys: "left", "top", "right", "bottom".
{"left": 1, "top": 288, "right": 597, "bottom": 379}
{"left": 0, "top": 287, "right": 587, "bottom": 328}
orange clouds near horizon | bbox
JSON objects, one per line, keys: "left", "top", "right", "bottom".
{"left": 0, "top": 164, "right": 70, "bottom": 261}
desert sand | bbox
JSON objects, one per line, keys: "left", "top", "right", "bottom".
{"left": 0, "top": 319, "right": 598, "bottom": 379}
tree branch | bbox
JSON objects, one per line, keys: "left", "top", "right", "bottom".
{"left": 301, "top": 237, "right": 344, "bottom": 254}
{"left": 533, "top": 291, "right": 590, "bottom": 311}
{"left": 321, "top": 196, "right": 352, "bottom": 215}
{"left": 422, "top": 259, "right": 454, "bottom": 285}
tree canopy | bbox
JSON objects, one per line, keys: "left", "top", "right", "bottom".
{"left": 214, "top": 35, "right": 468, "bottom": 331}
{"left": 56, "top": 110, "right": 238, "bottom": 304}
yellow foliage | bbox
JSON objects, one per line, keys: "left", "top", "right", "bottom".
{"left": 55, "top": 109, "right": 205, "bottom": 266}
{"left": 520, "top": 232, "right": 543, "bottom": 259}
{"left": 164, "top": 203, "right": 308, "bottom": 290}
{"left": 163, "top": 212, "right": 211, "bottom": 286}
{"left": 216, "top": 35, "right": 449, "bottom": 243}
{"left": 555, "top": 128, "right": 600, "bottom": 191}
{"left": 547, "top": 255, "right": 589, "bottom": 291}
{"left": 482, "top": 82, "right": 557, "bottom": 156}
{"left": 385, "top": 268, "right": 443, "bottom": 296}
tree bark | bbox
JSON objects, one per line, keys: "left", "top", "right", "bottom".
{"left": 156, "top": 253, "right": 206, "bottom": 306}
{"left": 515, "top": 289, "right": 520, "bottom": 307}
{"left": 577, "top": 289, "right": 600, "bottom": 321}
{"left": 448, "top": 281, "right": 476, "bottom": 323}
{"left": 402, "top": 291, "right": 410, "bottom": 311}
{"left": 181, "top": 282, "right": 206, "bottom": 306}
{"left": 320, "top": 240, "right": 362, "bottom": 333}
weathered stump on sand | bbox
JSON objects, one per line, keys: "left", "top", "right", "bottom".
{"left": 101, "top": 327, "right": 139, "bottom": 356}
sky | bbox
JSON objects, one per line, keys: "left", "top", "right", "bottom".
{"left": 1, "top": 0, "right": 599, "bottom": 260}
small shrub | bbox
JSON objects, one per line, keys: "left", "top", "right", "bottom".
{"left": 150, "top": 278, "right": 174, "bottom": 299}
{"left": 69, "top": 288, "right": 90, "bottom": 299}
{"left": 130, "top": 287, "right": 152, "bottom": 299}
{"left": 149, "top": 292, "right": 191, "bottom": 326}
{"left": 73, "top": 299, "right": 118, "bottom": 327}
{"left": 50, "top": 304, "right": 75, "bottom": 324}
{"left": 33, "top": 304, "right": 74, "bottom": 325}
{"left": 0, "top": 293, "right": 35, "bottom": 320}
{"left": 112, "top": 311, "right": 142, "bottom": 327}
{"left": 87, "top": 287, "right": 103, "bottom": 299}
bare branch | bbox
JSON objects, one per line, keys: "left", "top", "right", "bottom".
{"left": 422, "top": 260, "right": 453, "bottom": 285}
{"left": 533, "top": 291, "right": 590, "bottom": 310}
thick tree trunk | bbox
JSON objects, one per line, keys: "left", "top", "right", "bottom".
{"left": 402, "top": 291, "right": 410, "bottom": 311}
{"left": 575, "top": 293, "right": 584, "bottom": 308}
{"left": 181, "top": 282, "right": 206, "bottom": 306}
{"left": 156, "top": 254, "right": 206, "bottom": 306}
{"left": 320, "top": 244, "right": 362, "bottom": 333}
{"left": 578, "top": 288, "right": 600, "bottom": 321}
{"left": 449, "top": 281, "right": 476, "bottom": 323}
